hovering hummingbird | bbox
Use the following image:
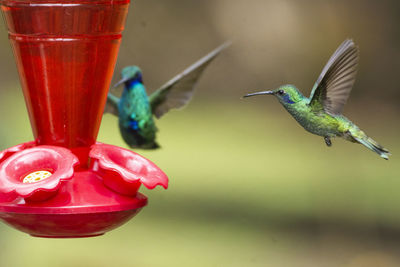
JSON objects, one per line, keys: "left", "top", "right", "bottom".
{"left": 244, "top": 39, "right": 390, "bottom": 159}
{"left": 105, "top": 42, "right": 230, "bottom": 149}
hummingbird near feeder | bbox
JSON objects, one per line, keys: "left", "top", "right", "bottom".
{"left": 105, "top": 42, "right": 231, "bottom": 149}
{"left": 244, "top": 39, "right": 390, "bottom": 159}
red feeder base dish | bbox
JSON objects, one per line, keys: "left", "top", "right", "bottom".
{"left": 0, "top": 142, "right": 169, "bottom": 238}
{"left": 0, "top": 209, "right": 145, "bottom": 238}
{"left": 0, "top": 172, "right": 147, "bottom": 238}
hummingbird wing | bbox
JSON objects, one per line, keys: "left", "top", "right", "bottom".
{"left": 309, "top": 39, "right": 359, "bottom": 116}
{"left": 104, "top": 92, "right": 120, "bottom": 116}
{"left": 149, "top": 42, "right": 231, "bottom": 119}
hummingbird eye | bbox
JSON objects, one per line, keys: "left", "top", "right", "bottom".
{"left": 277, "top": 90, "right": 285, "bottom": 95}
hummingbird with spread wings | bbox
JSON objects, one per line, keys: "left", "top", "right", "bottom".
{"left": 105, "top": 42, "right": 230, "bottom": 149}
{"left": 244, "top": 39, "right": 390, "bottom": 159}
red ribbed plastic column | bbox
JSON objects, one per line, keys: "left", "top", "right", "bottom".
{"left": 1, "top": 0, "right": 129, "bottom": 165}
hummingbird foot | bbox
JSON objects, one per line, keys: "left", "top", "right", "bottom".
{"left": 324, "top": 137, "right": 332, "bottom": 147}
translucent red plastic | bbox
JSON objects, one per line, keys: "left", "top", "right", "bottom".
{"left": 90, "top": 143, "right": 169, "bottom": 195}
{"left": 1, "top": 0, "right": 129, "bottom": 165}
{"left": 0, "top": 165, "right": 148, "bottom": 238}
{"left": 0, "top": 0, "right": 169, "bottom": 238}
{"left": 0, "top": 146, "right": 79, "bottom": 201}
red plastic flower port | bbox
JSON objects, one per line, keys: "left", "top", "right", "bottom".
{"left": 0, "top": 141, "right": 36, "bottom": 164}
{"left": 0, "top": 146, "right": 79, "bottom": 202}
{"left": 90, "top": 143, "right": 168, "bottom": 196}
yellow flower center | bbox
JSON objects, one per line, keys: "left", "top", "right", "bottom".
{"left": 22, "top": 171, "right": 52, "bottom": 183}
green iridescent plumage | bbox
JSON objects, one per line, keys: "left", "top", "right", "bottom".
{"left": 244, "top": 39, "right": 390, "bottom": 159}
{"left": 105, "top": 42, "right": 230, "bottom": 149}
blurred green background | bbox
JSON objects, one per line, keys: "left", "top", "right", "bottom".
{"left": 0, "top": 0, "right": 400, "bottom": 266}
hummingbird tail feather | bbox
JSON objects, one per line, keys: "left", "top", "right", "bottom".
{"left": 353, "top": 135, "right": 390, "bottom": 160}
{"left": 104, "top": 93, "right": 120, "bottom": 117}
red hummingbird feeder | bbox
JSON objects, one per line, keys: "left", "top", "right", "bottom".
{"left": 0, "top": 0, "right": 168, "bottom": 238}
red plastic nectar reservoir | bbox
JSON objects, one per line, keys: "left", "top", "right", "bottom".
{"left": 0, "top": 0, "right": 168, "bottom": 238}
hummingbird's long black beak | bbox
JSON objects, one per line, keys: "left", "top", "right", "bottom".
{"left": 243, "top": 91, "right": 274, "bottom": 98}
{"left": 113, "top": 78, "right": 129, "bottom": 88}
